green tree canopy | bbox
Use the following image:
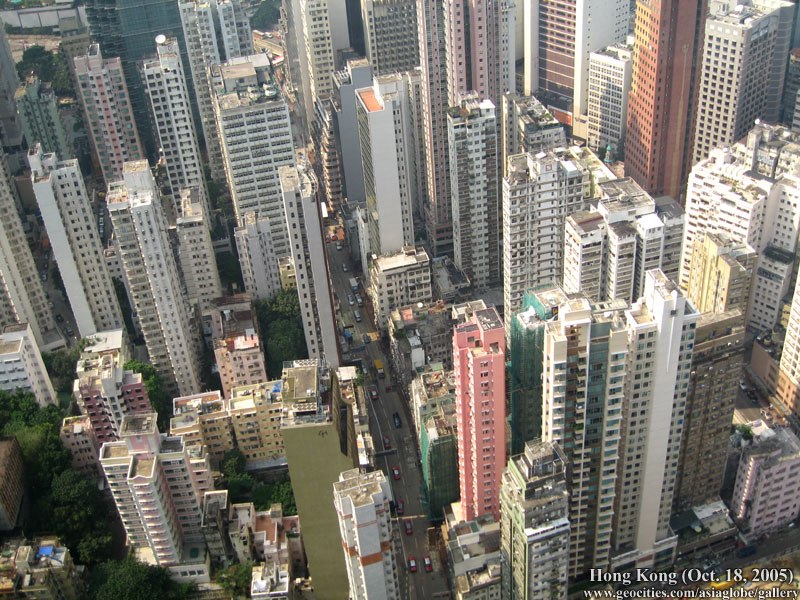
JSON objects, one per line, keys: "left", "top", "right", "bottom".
{"left": 218, "top": 561, "right": 252, "bottom": 598}
{"left": 15, "top": 45, "right": 74, "bottom": 96}
{"left": 255, "top": 290, "right": 308, "bottom": 377}
{"left": 89, "top": 557, "right": 192, "bottom": 600}
{"left": 124, "top": 360, "right": 170, "bottom": 430}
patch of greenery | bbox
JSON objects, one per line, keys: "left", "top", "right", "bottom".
{"left": 250, "top": 0, "right": 282, "bottom": 32}
{"left": 124, "top": 360, "right": 171, "bottom": 431}
{"left": 16, "top": 45, "right": 74, "bottom": 97}
{"left": 219, "top": 449, "right": 297, "bottom": 514}
{"left": 255, "top": 289, "right": 309, "bottom": 378}
{"left": 89, "top": 557, "right": 193, "bottom": 600}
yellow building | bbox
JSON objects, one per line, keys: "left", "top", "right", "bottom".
{"left": 171, "top": 392, "right": 234, "bottom": 465}
{"left": 229, "top": 382, "right": 286, "bottom": 466}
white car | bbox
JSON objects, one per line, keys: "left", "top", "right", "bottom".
{"left": 347, "top": 294, "right": 355, "bottom": 305}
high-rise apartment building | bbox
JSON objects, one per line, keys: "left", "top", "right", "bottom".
{"left": 142, "top": 36, "right": 209, "bottom": 214}
{"left": 332, "top": 59, "right": 374, "bottom": 205}
{"left": 179, "top": 0, "right": 252, "bottom": 181}
{"left": 60, "top": 415, "right": 101, "bottom": 478}
{"left": 280, "top": 165, "right": 339, "bottom": 367}
{"left": 417, "top": 0, "right": 452, "bottom": 258}
{"left": 681, "top": 147, "right": 800, "bottom": 332}
{"left": 443, "top": 0, "right": 515, "bottom": 106}
{"left": 15, "top": 76, "right": 70, "bottom": 160}
{"left": 28, "top": 145, "right": 123, "bottom": 337}
{"left": 368, "top": 246, "right": 432, "bottom": 331}
{"left": 625, "top": 0, "right": 706, "bottom": 198}
{"left": 296, "top": 0, "right": 351, "bottom": 124}
{"left": 361, "top": 0, "right": 419, "bottom": 75}
{"left": 58, "top": 16, "right": 91, "bottom": 87}
{"left": 522, "top": 0, "right": 627, "bottom": 116}
{"left": 500, "top": 93, "right": 566, "bottom": 178}
{"left": 74, "top": 45, "right": 145, "bottom": 184}
{"left": 213, "top": 324, "right": 267, "bottom": 400}
{"left": 0, "top": 158, "right": 57, "bottom": 350}
{"left": 692, "top": 0, "right": 789, "bottom": 165}
{"left": 447, "top": 94, "right": 499, "bottom": 289}
{"left": 419, "top": 403, "right": 460, "bottom": 520}
{"left": 674, "top": 309, "right": 744, "bottom": 511}
{"left": 100, "top": 413, "right": 213, "bottom": 573}
{"left": 683, "top": 232, "right": 756, "bottom": 316}
{"left": 0, "top": 323, "right": 56, "bottom": 406}
{"left": 453, "top": 306, "right": 506, "bottom": 522}
{"left": 0, "top": 27, "right": 23, "bottom": 169}
{"left": 84, "top": 0, "right": 197, "bottom": 157}
{"left": 234, "top": 213, "right": 281, "bottom": 301}
{"left": 73, "top": 329, "right": 151, "bottom": 444}
{"left": 502, "top": 149, "right": 591, "bottom": 337}
{"left": 541, "top": 270, "right": 698, "bottom": 577}
{"left": 500, "top": 440, "right": 570, "bottom": 600}
{"left": 586, "top": 43, "right": 633, "bottom": 153}
{"left": 356, "top": 75, "right": 418, "bottom": 266}
{"left": 562, "top": 178, "right": 684, "bottom": 305}
{"left": 333, "top": 469, "right": 399, "bottom": 600}
{"left": 174, "top": 187, "right": 222, "bottom": 311}
{"left": 212, "top": 54, "right": 295, "bottom": 254}
{"left": 106, "top": 161, "right": 202, "bottom": 397}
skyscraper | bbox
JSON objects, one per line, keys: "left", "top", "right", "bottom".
{"left": 453, "top": 306, "right": 506, "bottom": 521}
{"left": 691, "top": 0, "right": 790, "bottom": 165}
{"left": 361, "top": 0, "right": 419, "bottom": 76}
{"left": 280, "top": 165, "right": 339, "bottom": 367}
{"left": 234, "top": 214, "right": 281, "bottom": 301}
{"left": 541, "top": 271, "right": 698, "bottom": 577}
{"left": 142, "top": 36, "right": 209, "bottom": 215}
{"left": 0, "top": 27, "right": 23, "bottom": 169}
{"left": 106, "top": 161, "right": 202, "bottom": 397}
{"left": 447, "top": 94, "right": 499, "bottom": 289}
{"left": 74, "top": 45, "right": 145, "bottom": 184}
{"left": 28, "top": 144, "right": 123, "bottom": 337}
{"left": 333, "top": 469, "right": 399, "bottom": 600}
{"left": 625, "top": 0, "right": 706, "bottom": 198}
{"left": 500, "top": 440, "right": 570, "bottom": 600}
{"left": 84, "top": 0, "right": 197, "bottom": 157}
{"left": 15, "top": 76, "right": 71, "bottom": 160}
{"left": 0, "top": 156, "right": 57, "bottom": 349}
{"left": 586, "top": 43, "right": 633, "bottom": 153}
{"left": 179, "top": 0, "right": 252, "bottom": 181}
{"left": 356, "top": 74, "right": 418, "bottom": 266}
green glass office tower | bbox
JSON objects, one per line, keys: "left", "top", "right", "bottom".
{"left": 84, "top": 0, "right": 198, "bottom": 158}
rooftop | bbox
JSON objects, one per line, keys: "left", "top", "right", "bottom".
{"left": 120, "top": 413, "right": 158, "bottom": 437}
{"left": 333, "top": 469, "right": 388, "bottom": 507}
{"left": 373, "top": 246, "right": 430, "bottom": 272}
{"left": 356, "top": 87, "right": 382, "bottom": 112}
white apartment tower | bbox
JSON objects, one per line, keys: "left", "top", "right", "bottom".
{"left": 100, "top": 413, "right": 212, "bottom": 567}
{"left": 107, "top": 162, "right": 202, "bottom": 397}
{"left": 356, "top": 75, "right": 417, "bottom": 270}
{"left": 280, "top": 165, "right": 339, "bottom": 367}
{"left": 179, "top": 0, "right": 252, "bottom": 181}
{"left": 142, "top": 36, "right": 209, "bottom": 216}
{"left": 0, "top": 323, "right": 57, "bottom": 406}
{"left": 562, "top": 179, "right": 684, "bottom": 305}
{"left": 502, "top": 150, "right": 590, "bottom": 337}
{"left": 500, "top": 93, "right": 567, "bottom": 177}
{"left": 234, "top": 213, "right": 281, "bottom": 301}
{"left": 0, "top": 156, "right": 57, "bottom": 349}
{"left": 541, "top": 270, "right": 698, "bottom": 577}
{"left": 333, "top": 469, "right": 399, "bottom": 600}
{"left": 447, "top": 94, "right": 499, "bottom": 289}
{"left": 681, "top": 146, "right": 800, "bottom": 332}
{"left": 361, "top": 0, "right": 419, "bottom": 76}
{"left": 74, "top": 44, "right": 144, "bottom": 184}
{"left": 28, "top": 145, "right": 123, "bottom": 338}
{"left": 369, "top": 246, "right": 432, "bottom": 331}
{"left": 212, "top": 54, "right": 295, "bottom": 256}
{"left": 586, "top": 43, "right": 633, "bottom": 153}
{"left": 297, "top": 0, "right": 351, "bottom": 125}
{"left": 174, "top": 187, "right": 222, "bottom": 311}
{"left": 692, "top": 0, "right": 789, "bottom": 165}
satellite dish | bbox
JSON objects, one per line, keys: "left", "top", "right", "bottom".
{"left": 156, "top": 34, "right": 167, "bottom": 45}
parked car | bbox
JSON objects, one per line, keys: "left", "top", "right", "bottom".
{"left": 55, "top": 314, "right": 64, "bottom": 323}
{"left": 393, "top": 412, "right": 402, "bottom": 428}
{"left": 408, "top": 557, "right": 417, "bottom": 573}
{"left": 355, "top": 294, "right": 363, "bottom": 307}
{"left": 392, "top": 466, "right": 401, "bottom": 480}
{"left": 424, "top": 556, "right": 432, "bottom": 572}
{"left": 347, "top": 294, "right": 355, "bottom": 305}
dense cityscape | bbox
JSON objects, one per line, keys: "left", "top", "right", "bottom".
{"left": 0, "top": 0, "right": 799, "bottom": 598}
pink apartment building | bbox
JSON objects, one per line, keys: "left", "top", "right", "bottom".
{"left": 453, "top": 306, "right": 506, "bottom": 521}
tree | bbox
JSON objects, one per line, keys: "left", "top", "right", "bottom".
{"left": 124, "top": 360, "right": 170, "bottom": 429}
{"left": 89, "top": 557, "right": 192, "bottom": 600}
{"left": 42, "top": 344, "right": 82, "bottom": 393}
{"left": 250, "top": 0, "right": 281, "bottom": 31}
{"left": 50, "top": 470, "right": 112, "bottom": 565}
{"left": 254, "top": 291, "right": 309, "bottom": 377}
{"left": 218, "top": 561, "right": 252, "bottom": 598}
{"left": 222, "top": 448, "right": 246, "bottom": 478}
